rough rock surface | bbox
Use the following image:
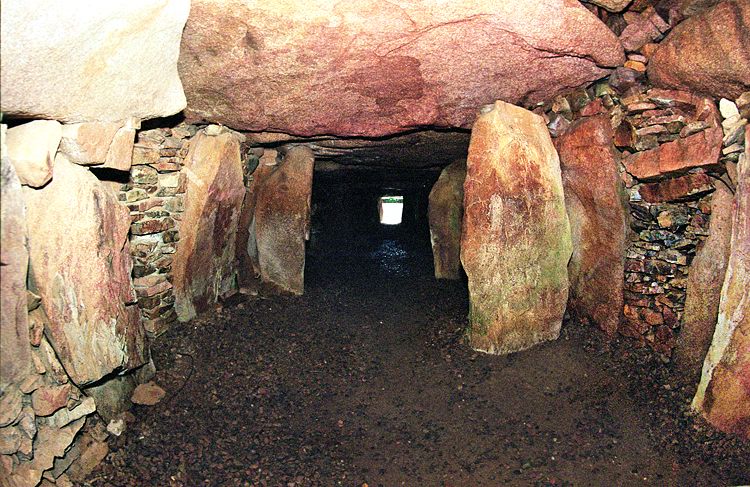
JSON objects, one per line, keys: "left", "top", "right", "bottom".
{"left": 256, "top": 146, "right": 315, "bottom": 295}
{"left": 638, "top": 172, "right": 715, "bottom": 203}
{"left": 428, "top": 160, "right": 466, "bottom": 280}
{"left": 460, "top": 101, "right": 571, "bottom": 354}
{"left": 5, "top": 120, "right": 61, "bottom": 187}
{"left": 131, "top": 381, "right": 166, "bottom": 406}
{"left": 60, "top": 122, "right": 123, "bottom": 165}
{"left": 623, "top": 127, "right": 723, "bottom": 180}
{"left": 692, "top": 127, "right": 750, "bottom": 438}
{"left": 648, "top": 0, "right": 750, "bottom": 100}
{"left": 12, "top": 417, "right": 85, "bottom": 484}
{"left": 83, "top": 374, "right": 136, "bottom": 423}
{"left": 237, "top": 150, "right": 279, "bottom": 288}
{"left": 173, "top": 129, "right": 246, "bottom": 321}
{"left": 677, "top": 183, "right": 733, "bottom": 380}
{"left": 180, "top": 0, "right": 624, "bottom": 136}
{"left": 24, "top": 155, "right": 147, "bottom": 386}
{"left": 555, "top": 115, "right": 626, "bottom": 337}
{"left": 586, "top": 0, "right": 631, "bottom": 12}
{"left": 0, "top": 0, "right": 190, "bottom": 122}
{"left": 0, "top": 126, "right": 32, "bottom": 389}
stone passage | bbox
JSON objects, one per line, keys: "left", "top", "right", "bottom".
{"left": 461, "top": 100, "right": 572, "bottom": 355}
{"left": 428, "top": 159, "right": 466, "bottom": 280}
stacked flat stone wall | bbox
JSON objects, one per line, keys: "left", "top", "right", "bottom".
{"left": 542, "top": 71, "right": 735, "bottom": 357}
{"left": 121, "top": 125, "right": 196, "bottom": 337}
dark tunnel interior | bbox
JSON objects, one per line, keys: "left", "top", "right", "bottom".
{"left": 307, "top": 166, "right": 444, "bottom": 283}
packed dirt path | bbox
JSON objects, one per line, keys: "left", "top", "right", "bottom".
{"left": 90, "top": 221, "right": 749, "bottom": 486}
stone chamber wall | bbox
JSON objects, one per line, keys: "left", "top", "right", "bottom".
{"left": 0, "top": 120, "right": 260, "bottom": 486}
{"left": 535, "top": 8, "right": 749, "bottom": 364}
{"left": 1, "top": 119, "right": 154, "bottom": 486}
{"left": 123, "top": 125, "right": 193, "bottom": 338}
{"left": 1, "top": 2, "right": 749, "bottom": 485}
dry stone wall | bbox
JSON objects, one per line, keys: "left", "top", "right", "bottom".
{"left": 122, "top": 125, "right": 194, "bottom": 337}
{"left": 538, "top": 12, "right": 747, "bottom": 358}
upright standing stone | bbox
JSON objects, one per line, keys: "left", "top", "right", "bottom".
{"left": 428, "top": 159, "right": 466, "bottom": 280}
{"left": 555, "top": 115, "right": 627, "bottom": 337}
{"left": 173, "top": 129, "right": 246, "bottom": 321}
{"left": 461, "top": 101, "right": 572, "bottom": 354}
{"left": 677, "top": 183, "right": 733, "bottom": 380}
{"left": 24, "top": 155, "right": 147, "bottom": 386}
{"left": 0, "top": 125, "right": 32, "bottom": 389}
{"left": 692, "top": 126, "right": 750, "bottom": 439}
{"left": 236, "top": 150, "right": 278, "bottom": 288}
{"left": 255, "top": 146, "right": 315, "bottom": 295}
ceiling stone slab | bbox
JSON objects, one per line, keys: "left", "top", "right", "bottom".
{"left": 0, "top": 0, "right": 190, "bottom": 123}
{"left": 305, "top": 130, "right": 471, "bottom": 168}
{"left": 179, "top": 0, "right": 625, "bottom": 137}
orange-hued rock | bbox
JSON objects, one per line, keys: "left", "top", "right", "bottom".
{"left": 648, "top": 0, "right": 750, "bottom": 100}
{"left": 4, "top": 120, "right": 61, "bottom": 187}
{"left": 677, "top": 183, "right": 733, "bottom": 380}
{"left": 0, "top": 125, "right": 32, "bottom": 390}
{"left": 31, "top": 383, "right": 71, "bottom": 417}
{"left": 0, "top": 1, "right": 189, "bottom": 122}
{"left": 692, "top": 126, "right": 750, "bottom": 439}
{"left": 428, "top": 160, "right": 466, "bottom": 280}
{"left": 555, "top": 115, "right": 626, "bottom": 337}
{"left": 460, "top": 101, "right": 571, "bottom": 355}
{"left": 255, "top": 146, "right": 315, "bottom": 295}
{"left": 622, "top": 127, "right": 723, "bottom": 181}
{"left": 173, "top": 128, "right": 246, "bottom": 321}
{"left": 587, "top": 0, "right": 631, "bottom": 11}
{"left": 23, "top": 155, "right": 147, "bottom": 386}
{"left": 180, "top": 0, "right": 624, "bottom": 137}
{"left": 638, "top": 172, "right": 715, "bottom": 203}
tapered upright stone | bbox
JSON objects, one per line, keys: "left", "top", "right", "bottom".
{"left": 0, "top": 125, "right": 32, "bottom": 389}
{"left": 677, "top": 183, "right": 733, "bottom": 380}
{"left": 255, "top": 146, "right": 315, "bottom": 295}
{"left": 692, "top": 126, "right": 750, "bottom": 439}
{"left": 555, "top": 115, "right": 627, "bottom": 337}
{"left": 173, "top": 129, "right": 246, "bottom": 321}
{"left": 429, "top": 159, "right": 466, "bottom": 280}
{"left": 461, "top": 101, "right": 572, "bottom": 354}
{"left": 23, "top": 155, "right": 147, "bottom": 386}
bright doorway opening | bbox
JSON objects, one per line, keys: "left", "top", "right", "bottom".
{"left": 379, "top": 195, "right": 404, "bottom": 225}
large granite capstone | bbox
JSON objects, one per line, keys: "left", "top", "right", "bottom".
{"left": 180, "top": 0, "right": 624, "bottom": 136}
